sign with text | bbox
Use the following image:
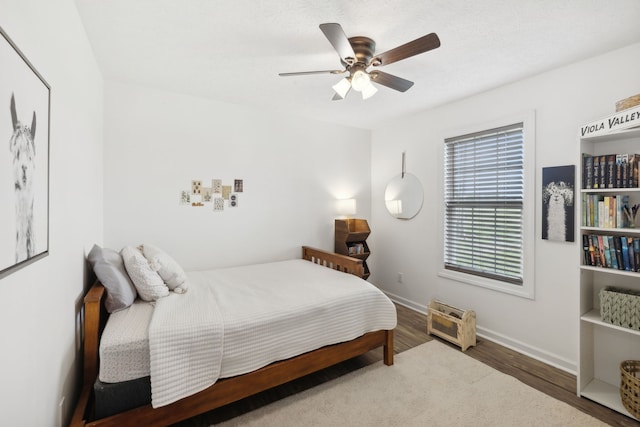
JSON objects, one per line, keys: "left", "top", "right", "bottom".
{"left": 580, "top": 104, "right": 640, "bottom": 138}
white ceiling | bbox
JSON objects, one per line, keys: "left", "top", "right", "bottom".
{"left": 74, "top": 0, "right": 640, "bottom": 130}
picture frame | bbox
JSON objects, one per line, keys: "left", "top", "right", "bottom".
{"left": 542, "top": 165, "right": 575, "bottom": 242}
{"left": 0, "top": 27, "right": 50, "bottom": 279}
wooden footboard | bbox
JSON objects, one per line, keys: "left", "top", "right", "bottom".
{"left": 71, "top": 247, "right": 392, "bottom": 426}
{"left": 302, "top": 246, "right": 364, "bottom": 278}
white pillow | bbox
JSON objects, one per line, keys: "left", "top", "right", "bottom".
{"left": 121, "top": 246, "right": 169, "bottom": 301}
{"left": 141, "top": 244, "right": 188, "bottom": 294}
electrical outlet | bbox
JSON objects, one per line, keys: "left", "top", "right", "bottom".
{"left": 58, "top": 396, "right": 65, "bottom": 427}
{"left": 397, "top": 272, "right": 403, "bottom": 283}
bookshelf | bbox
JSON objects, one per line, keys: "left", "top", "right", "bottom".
{"left": 335, "top": 219, "right": 370, "bottom": 280}
{"left": 578, "top": 126, "right": 640, "bottom": 420}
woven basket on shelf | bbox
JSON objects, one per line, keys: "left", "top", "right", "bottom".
{"left": 599, "top": 287, "right": 640, "bottom": 330}
{"left": 621, "top": 360, "right": 640, "bottom": 419}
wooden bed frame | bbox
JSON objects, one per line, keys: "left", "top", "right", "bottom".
{"left": 71, "top": 246, "right": 394, "bottom": 426}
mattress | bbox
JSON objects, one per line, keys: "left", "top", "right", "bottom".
{"left": 99, "top": 299, "right": 154, "bottom": 382}
{"left": 99, "top": 259, "right": 397, "bottom": 384}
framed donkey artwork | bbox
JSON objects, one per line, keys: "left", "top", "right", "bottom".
{"left": 0, "top": 27, "right": 50, "bottom": 279}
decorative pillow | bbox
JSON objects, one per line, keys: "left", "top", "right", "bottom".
{"left": 121, "top": 246, "right": 169, "bottom": 301}
{"left": 141, "top": 244, "right": 189, "bottom": 294}
{"left": 87, "top": 244, "right": 137, "bottom": 313}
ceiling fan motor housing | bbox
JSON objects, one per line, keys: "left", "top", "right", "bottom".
{"left": 346, "top": 36, "right": 377, "bottom": 67}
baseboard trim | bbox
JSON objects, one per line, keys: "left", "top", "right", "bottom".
{"left": 476, "top": 326, "right": 576, "bottom": 375}
{"left": 384, "top": 291, "right": 428, "bottom": 314}
{"left": 384, "top": 291, "right": 577, "bottom": 375}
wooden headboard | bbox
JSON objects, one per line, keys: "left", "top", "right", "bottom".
{"left": 72, "top": 282, "right": 105, "bottom": 425}
{"left": 301, "top": 246, "right": 364, "bottom": 278}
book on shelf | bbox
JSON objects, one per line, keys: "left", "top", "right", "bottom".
{"left": 621, "top": 154, "right": 629, "bottom": 188}
{"left": 597, "top": 201, "right": 604, "bottom": 228}
{"left": 616, "top": 154, "right": 623, "bottom": 188}
{"left": 588, "top": 235, "right": 596, "bottom": 266}
{"left": 621, "top": 235, "right": 631, "bottom": 271}
{"left": 629, "top": 154, "right": 640, "bottom": 188}
{"left": 599, "top": 155, "right": 607, "bottom": 189}
{"left": 602, "top": 236, "right": 612, "bottom": 267}
{"left": 582, "top": 233, "right": 640, "bottom": 271}
{"left": 582, "top": 153, "right": 593, "bottom": 190}
{"left": 614, "top": 235, "right": 624, "bottom": 269}
{"left": 582, "top": 234, "right": 590, "bottom": 265}
{"left": 606, "top": 154, "right": 616, "bottom": 188}
{"left": 591, "top": 235, "right": 601, "bottom": 267}
{"left": 597, "top": 235, "right": 606, "bottom": 267}
{"left": 592, "top": 155, "right": 600, "bottom": 189}
{"left": 583, "top": 154, "right": 593, "bottom": 189}
{"left": 580, "top": 194, "right": 637, "bottom": 228}
{"left": 582, "top": 152, "right": 640, "bottom": 189}
{"left": 628, "top": 236, "right": 636, "bottom": 271}
{"left": 607, "top": 235, "right": 619, "bottom": 269}
{"left": 610, "top": 196, "right": 616, "bottom": 228}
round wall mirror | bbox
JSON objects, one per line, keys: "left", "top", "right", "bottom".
{"left": 384, "top": 173, "right": 424, "bottom": 219}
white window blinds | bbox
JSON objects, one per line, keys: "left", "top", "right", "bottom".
{"left": 444, "top": 123, "right": 524, "bottom": 285}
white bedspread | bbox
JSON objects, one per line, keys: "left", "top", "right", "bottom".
{"left": 148, "top": 277, "right": 223, "bottom": 407}
{"left": 200, "top": 260, "right": 397, "bottom": 378}
{"left": 101, "top": 259, "right": 397, "bottom": 408}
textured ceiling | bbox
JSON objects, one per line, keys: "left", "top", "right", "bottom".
{"left": 74, "top": 0, "right": 640, "bottom": 130}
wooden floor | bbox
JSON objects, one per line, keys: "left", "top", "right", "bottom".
{"left": 175, "top": 303, "right": 639, "bottom": 426}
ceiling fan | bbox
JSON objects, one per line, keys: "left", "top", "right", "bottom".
{"left": 279, "top": 23, "right": 440, "bottom": 101}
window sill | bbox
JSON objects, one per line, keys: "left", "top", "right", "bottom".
{"left": 437, "top": 269, "right": 534, "bottom": 300}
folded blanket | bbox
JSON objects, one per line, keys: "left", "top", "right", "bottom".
{"left": 148, "top": 280, "right": 223, "bottom": 407}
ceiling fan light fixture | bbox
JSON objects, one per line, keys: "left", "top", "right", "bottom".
{"left": 361, "top": 82, "right": 378, "bottom": 100}
{"left": 279, "top": 24, "right": 440, "bottom": 100}
{"left": 332, "top": 77, "right": 351, "bottom": 99}
{"left": 350, "top": 69, "right": 370, "bottom": 92}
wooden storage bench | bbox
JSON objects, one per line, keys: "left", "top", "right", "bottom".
{"left": 427, "top": 299, "right": 476, "bottom": 351}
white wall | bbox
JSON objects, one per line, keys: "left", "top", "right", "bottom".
{"left": 103, "top": 81, "right": 371, "bottom": 271}
{"left": 0, "top": 1, "right": 103, "bottom": 426}
{"left": 370, "top": 42, "right": 640, "bottom": 372}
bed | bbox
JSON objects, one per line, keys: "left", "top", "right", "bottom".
{"left": 71, "top": 246, "right": 396, "bottom": 426}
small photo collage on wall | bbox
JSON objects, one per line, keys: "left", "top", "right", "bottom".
{"left": 179, "top": 179, "right": 243, "bottom": 212}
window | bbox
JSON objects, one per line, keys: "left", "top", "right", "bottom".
{"left": 443, "top": 121, "right": 531, "bottom": 292}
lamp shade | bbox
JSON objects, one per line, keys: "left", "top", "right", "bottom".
{"left": 332, "top": 78, "right": 351, "bottom": 99}
{"left": 336, "top": 198, "right": 356, "bottom": 216}
{"left": 361, "top": 82, "right": 378, "bottom": 100}
{"left": 350, "top": 70, "right": 370, "bottom": 92}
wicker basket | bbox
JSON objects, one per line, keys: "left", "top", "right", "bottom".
{"left": 599, "top": 287, "right": 640, "bottom": 330}
{"left": 616, "top": 94, "right": 640, "bottom": 112}
{"left": 621, "top": 360, "right": 640, "bottom": 419}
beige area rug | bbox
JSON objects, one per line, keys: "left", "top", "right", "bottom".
{"left": 217, "top": 340, "right": 606, "bottom": 426}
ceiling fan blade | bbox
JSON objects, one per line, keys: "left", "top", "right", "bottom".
{"left": 373, "top": 33, "right": 440, "bottom": 67}
{"left": 370, "top": 71, "right": 414, "bottom": 92}
{"left": 319, "top": 23, "right": 356, "bottom": 64}
{"left": 279, "top": 69, "right": 345, "bottom": 77}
